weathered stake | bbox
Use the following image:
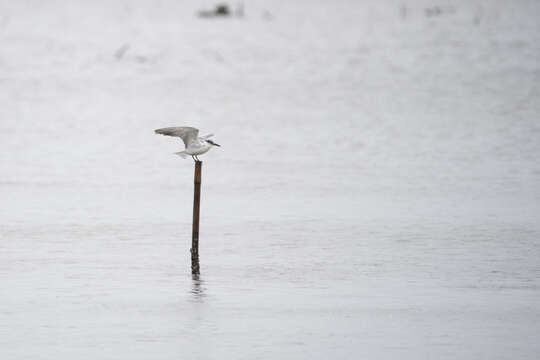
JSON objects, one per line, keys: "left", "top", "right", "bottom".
{"left": 191, "top": 160, "right": 202, "bottom": 274}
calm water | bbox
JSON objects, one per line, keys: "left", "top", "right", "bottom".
{"left": 1, "top": 0, "right": 539, "bottom": 359}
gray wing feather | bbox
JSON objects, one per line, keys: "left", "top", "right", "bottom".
{"left": 154, "top": 127, "right": 199, "bottom": 148}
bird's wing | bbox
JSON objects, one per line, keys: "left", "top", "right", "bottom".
{"left": 154, "top": 127, "right": 199, "bottom": 148}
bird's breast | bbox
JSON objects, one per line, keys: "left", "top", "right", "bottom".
{"left": 186, "top": 144, "right": 211, "bottom": 155}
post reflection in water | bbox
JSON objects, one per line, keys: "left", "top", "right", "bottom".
{"left": 190, "top": 273, "right": 206, "bottom": 302}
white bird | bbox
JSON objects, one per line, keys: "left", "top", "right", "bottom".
{"left": 154, "top": 126, "right": 220, "bottom": 162}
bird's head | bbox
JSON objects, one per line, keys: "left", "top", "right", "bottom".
{"left": 206, "top": 139, "right": 221, "bottom": 147}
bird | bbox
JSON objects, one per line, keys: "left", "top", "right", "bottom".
{"left": 154, "top": 126, "right": 220, "bottom": 162}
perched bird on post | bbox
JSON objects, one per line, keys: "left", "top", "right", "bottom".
{"left": 154, "top": 126, "right": 220, "bottom": 161}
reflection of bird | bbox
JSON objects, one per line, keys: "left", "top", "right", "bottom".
{"left": 155, "top": 126, "right": 220, "bottom": 162}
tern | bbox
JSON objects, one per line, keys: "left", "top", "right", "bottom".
{"left": 154, "top": 126, "right": 221, "bottom": 161}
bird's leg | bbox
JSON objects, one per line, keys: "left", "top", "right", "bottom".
{"left": 195, "top": 155, "right": 200, "bottom": 162}
{"left": 191, "top": 155, "right": 196, "bottom": 162}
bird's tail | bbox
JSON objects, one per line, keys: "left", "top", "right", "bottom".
{"left": 174, "top": 151, "right": 188, "bottom": 158}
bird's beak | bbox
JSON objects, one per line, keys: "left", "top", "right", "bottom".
{"left": 213, "top": 142, "right": 221, "bottom": 147}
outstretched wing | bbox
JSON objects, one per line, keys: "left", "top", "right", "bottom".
{"left": 154, "top": 127, "right": 199, "bottom": 148}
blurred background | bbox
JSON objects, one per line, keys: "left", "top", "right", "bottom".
{"left": 1, "top": 0, "right": 539, "bottom": 359}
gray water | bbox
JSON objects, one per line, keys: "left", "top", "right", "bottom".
{"left": 1, "top": 0, "right": 539, "bottom": 359}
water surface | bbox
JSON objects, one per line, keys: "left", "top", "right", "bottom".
{"left": 1, "top": 1, "right": 539, "bottom": 359}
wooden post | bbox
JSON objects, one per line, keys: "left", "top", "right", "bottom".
{"left": 191, "top": 160, "right": 202, "bottom": 274}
